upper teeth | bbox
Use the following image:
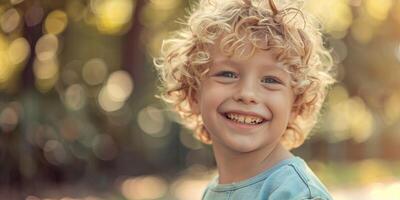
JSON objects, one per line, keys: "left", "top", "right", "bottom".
{"left": 225, "top": 113, "right": 264, "bottom": 125}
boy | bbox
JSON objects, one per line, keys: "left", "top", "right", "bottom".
{"left": 155, "top": 0, "right": 335, "bottom": 199}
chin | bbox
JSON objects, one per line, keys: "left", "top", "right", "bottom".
{"left": 226, "top": 140, "right": 263, "bottom": 153}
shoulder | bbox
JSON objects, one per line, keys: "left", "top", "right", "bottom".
{"left": 259, "top": 157, "right": 333, "bottom": 200}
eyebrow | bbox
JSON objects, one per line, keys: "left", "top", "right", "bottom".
{"left": 213, "top": 59, "right": 289, "bottom": 74}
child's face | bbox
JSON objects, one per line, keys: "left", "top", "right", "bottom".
{"left": 191, "top": 46, "right": 296, "bottom": 153}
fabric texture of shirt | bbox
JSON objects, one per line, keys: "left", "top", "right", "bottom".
{"left": 202, "top": 156, "right": 333, "bottom": 200}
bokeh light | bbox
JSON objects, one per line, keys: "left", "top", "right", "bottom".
{"left": 0, "top": 35, "right": 10, "bottom": 86}
{"left": 305, "top": 0, "right": 352, "bottom": 38}
{"left": 179, "top": 129, "right": 203, "bottom": 150}
{"left": 90, "top": 0, "right": 135, "bottom": 34}
{"left": 172, "top": 177, "right": 210, "bottom": 200}
{"left": 0, "top": 106, "right": 19, "bottom": 132}
{"left": 44, "top": 140, "right": 69, "bottom": 165}
{"left": 330, "top": 39, "right": 348, "bottom": 63}
{"left": 10, "top": 0, "right": 24, "bottom": 5}
{"left": 350, "top": 17, "right": 375, "bottom": 44}
{"left": 33, "top": 58, "right": 59, "bottom": 92}
{"left": 106, "top": 70, "right": 133, "bottom": 102}
{"left": 150, "top": 0, "right": 182, "bottom": 10}
{"left": 120, "top": 176, "right": 168, "bottom": 200}
{"left": 8, "top": 37, "right": 30, "bottom": 65}
{"left": 383, "top": 93, "right": 400, "bottom": 125}
{"left": 0, "top": 8, "right": 21, "bottom": 33}
{"left": 322, "top": 85, "right": 375, "bottom": 142}
{"left": 44, "top": 10, "right": 68, "bottom": 35}
{"left": 104, "top": 70, "right": 133, "bottom": 102}
{"left": 82, "top": 58, "right": 108, "bottom": 86}
{"left": 365, "top": 0, "right": 393, "bottom": 21}
{"left": 35, "top": 34, "right": 59, "bottom": 61}
{"left": 64, "top": 84, "right": 86, "bottom": 111}
{"left": 137, "top": 106, "right": 167, "bottom": 137}
{"left": 98, "top": 86, "right": 125, "bottom": 112}
{"left": 66, "top": 0, "right": 86, "bottom": 21}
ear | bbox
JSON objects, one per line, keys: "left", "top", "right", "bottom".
{"left": 188, "top": 90, "right": 200, "bottom": 115}
{"left": 289, "top": 95, "right": 300, "bottom": 122}
{"left": 289, "top": 108, "right": 299, "bottom": 123}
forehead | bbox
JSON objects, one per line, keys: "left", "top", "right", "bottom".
{"left": 209, "top": 45, "right": 287, "bottom": 73}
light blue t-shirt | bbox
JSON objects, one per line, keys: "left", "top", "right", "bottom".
{"left": 202, "top": 157, "right": 333, "bottom": 200}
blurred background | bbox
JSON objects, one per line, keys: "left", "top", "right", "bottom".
{"left": 0, "top": 0, "right": 399, "bottom": 199}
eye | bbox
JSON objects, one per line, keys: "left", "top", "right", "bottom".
{"left": 261, "top": 76, "right": 281, "bottom": 84}
{"left": 216, "top": 71, "right": 238, "bottom": 79}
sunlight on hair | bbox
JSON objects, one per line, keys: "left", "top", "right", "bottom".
{"left": 156, "top": 0, "right": 337, "bottom": 149}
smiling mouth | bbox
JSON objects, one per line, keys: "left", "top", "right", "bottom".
{"left": 223, "top": 112, "right": 266, "bottom": 125}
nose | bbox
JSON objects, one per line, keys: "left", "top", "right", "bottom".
{"left": 232, "top": 78, "right": 259, "bottom": 104}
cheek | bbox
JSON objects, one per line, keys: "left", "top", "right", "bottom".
{"left": 199, "top": 81, "right": 227, "bottom": 109}
{"left": 264, "top": 92, "right": 293, "bottom": 116}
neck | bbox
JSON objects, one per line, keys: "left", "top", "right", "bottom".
{"left": 213, "top": 143, "right": 293, "bottom": 184}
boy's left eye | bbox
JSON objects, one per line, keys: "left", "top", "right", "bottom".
{"left": 261, "top": 76, "right": 281, "bottom": 84}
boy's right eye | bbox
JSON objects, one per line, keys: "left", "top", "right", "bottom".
{"left": 216, "top": 71, "right": 238, "bottom": 79}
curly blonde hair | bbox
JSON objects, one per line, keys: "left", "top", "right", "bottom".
{"left": 155, "top": 0, "right": 335, "bottom": 149}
